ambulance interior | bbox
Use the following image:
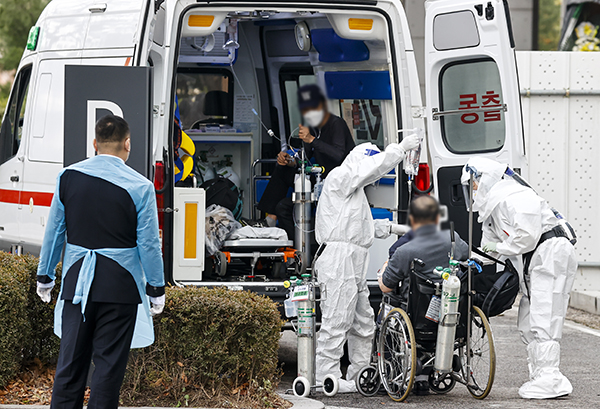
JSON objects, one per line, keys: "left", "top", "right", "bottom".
{"left": 171, "top": 9, "right": 408, "bottom": 283}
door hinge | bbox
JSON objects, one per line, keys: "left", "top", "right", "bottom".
{"left": 411, "top": 106, "right": 426, "bottom": 119}
{"left": 89, "top": 3, "right": 107, "bottom": 13}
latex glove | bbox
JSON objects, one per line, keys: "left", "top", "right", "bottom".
{"left": 482, "top": 242, "right": 498, "bottom": 253}
{"left": 390, "top": 224, "right": 411, "bottom": 236}
{"left": 399, "top": 133, "right": 420, "bottom": 152}
{"left": 373, "top": 219, "right": 393, "bottom": 239}
{"left": 150, "top": 294, "right": 166, "bottom": 316}
{"left": 37, "top": 281, "right": 55, "bottom": 303}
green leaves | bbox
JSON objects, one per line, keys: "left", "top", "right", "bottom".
{"left": 122, "top": 286, "right": 285, "bottom": 407}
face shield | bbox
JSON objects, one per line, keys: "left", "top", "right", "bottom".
{"left": 461, "top": 164, "right": 482, "bottom": 211}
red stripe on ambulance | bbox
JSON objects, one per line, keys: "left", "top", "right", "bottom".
{"left": 0, "top": 189, "right": 53, "bottom": 207}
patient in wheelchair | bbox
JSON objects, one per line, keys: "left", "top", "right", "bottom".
{"left": 378, "top": 195, "right": 469, "bottom": 395}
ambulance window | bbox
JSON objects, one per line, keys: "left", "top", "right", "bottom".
{"left": 176, "top": 69, "right": 233, "bottom": 129}
{"left": 0, "top": 65, "right": 32, "bottom": 165}
{"left": 339, "top": 99, "right": 384, "bottom": 149}
{"left": 439, "top": 59, "right": 505, "bottom": 153}
{"left": 280, "top": 70, "right": 316, "bottom": 138}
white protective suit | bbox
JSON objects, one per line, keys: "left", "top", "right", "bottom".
{"left": 462, "top": 157, "right": 577, "bottom": 399}
{"left": 314, "top": 139, "right": 417, "bottom": 390}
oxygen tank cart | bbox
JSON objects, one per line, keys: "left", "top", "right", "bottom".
{"left": 293, "top": 149, "right": 312, "bottom": 265}
{"left": 292, "top": 148, "right": 324, "bottom": 266}
{"left": 285, "top": 245, "right": 339, "bottom": 397}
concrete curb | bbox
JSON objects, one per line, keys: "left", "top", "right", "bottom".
{"left": 280, "top": 393, "right": 325, "bottom": 409}
{"left": 0, "top": 394, "right": 324, "bottom": 409}
{"left": 570, "top": 290, "right": 600, "bottom": 315}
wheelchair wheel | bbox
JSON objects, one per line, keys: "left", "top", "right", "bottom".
{"left": 428, "top": 372, "right": 456, "bottom": 394}
{"left": 214, "top": 251, "right": 227, "bottom": 277}
{"left": 377, "top": 308, "right": 416, "bottom": 402}
{"left": 356, "top": 365, "right": 380, "bottom": 397}
{"left": 463, "top": 306, "right": 496, "bottom": 399}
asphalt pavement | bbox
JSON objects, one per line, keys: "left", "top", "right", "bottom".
{"left": 278, "top": 307, "right": 600, "bottom": 408}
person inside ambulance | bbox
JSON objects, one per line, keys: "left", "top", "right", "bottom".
{"left": 461, "top": 157, "right": 577, "bottom": 400}
{"left": 314, "top": 135, "right": 419, "bottom": 393}
{"left": 378, "top": 195, "right": 469, "bottom": 395}
{"left": 255, "top": 84, "right": 355, "bottom": 239}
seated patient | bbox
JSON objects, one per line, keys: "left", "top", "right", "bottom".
{"left": 378, "top": 195, "right": 469, "bottom": 395}
{"left": 379, "top": 196, "right": 469, "bottom": 296}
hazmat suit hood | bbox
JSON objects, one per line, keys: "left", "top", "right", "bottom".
{"left": 461, "top": 157, "right": 510, "bottom": 222}
{"left": 344, "top": 142, "right": 381, "bottom": 165}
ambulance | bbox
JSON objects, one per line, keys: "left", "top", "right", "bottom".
{"left": 0, "top": 0, "right": 525, "bottom": 307}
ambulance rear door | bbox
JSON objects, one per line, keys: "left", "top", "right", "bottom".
{"left": 424, "top": 0, "right": 526, "bottom": 242}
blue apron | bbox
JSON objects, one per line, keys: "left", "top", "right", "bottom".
{"left": 37, "top": 155, "right": 164, "bottom": 349}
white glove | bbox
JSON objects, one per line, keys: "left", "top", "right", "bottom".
{"left": 37, "top": 281, "right": 55, "bottom": 303}
{"left": 150, "top": 294, "right": 165, "bottom": 316}
{"left": 399, "top": 133, "right": 420, "bottom": 152}
{"left": 482, "top": 242, "right": 498, "bottom": 253}
{"left": 373, "top": 219, "right": 393, "bottom": 239}
{"left": 390, "top": 224, "right": 411, "bottom": 236}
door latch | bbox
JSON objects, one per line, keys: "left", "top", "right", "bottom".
{"left": 485, "top": 2, "right": 494, "bottom": 21}
{"left": 10, "top": 175, "right": 19, "bottom": 182}
{"left": 160, "top": 207, "right": 179, "bottom": 213}
{"left": 432, "top": 105, "right": 507, "bottom": 121}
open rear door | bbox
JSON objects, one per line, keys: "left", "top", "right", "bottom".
{"left": 424, "top": 0, "right": 526, "bottom": 242}
{"left": 173, "top": 187, "right": 205, "bottom": 282}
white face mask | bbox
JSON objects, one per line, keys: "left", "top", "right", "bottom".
{"left": 303, "top": 109, "right": 325, "bottom": 128}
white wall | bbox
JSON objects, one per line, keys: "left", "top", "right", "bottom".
{"left": 404, "top": 0, "right": 535, "bottom": 97}
{"left": 517, "top": 51, "right": 600, "bottom": 291}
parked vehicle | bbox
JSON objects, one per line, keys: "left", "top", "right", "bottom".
{"left": 0, "top": 0, "right": 524, "bottom": 311}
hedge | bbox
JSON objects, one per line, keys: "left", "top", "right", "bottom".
{"left": 0, "top": 252, "right": 61, "bottom": 388}
{"left": 121, "top": 286, "right": 285, "bottom": 407}
{"left": 0, "top": 252, "right": 285, "bottom": 407}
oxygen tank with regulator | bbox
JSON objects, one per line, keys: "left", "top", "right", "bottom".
{"left": 433, "top": 259, "right": 462, "bottom": 374}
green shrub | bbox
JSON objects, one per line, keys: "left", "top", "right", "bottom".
{"left": 0, "top": 252, "right": 61, "bottom": 388}
{"left": 0, "top": 252, "right": 30, "bottom": 387}
{"left": 122, "top": 286, "right": 285, "bottom": 407}
{"left": 21, "top": 254, "right": 61, "bottom": 365}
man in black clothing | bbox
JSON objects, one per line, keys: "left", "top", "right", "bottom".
{"left": 36, "top": 115, "right": 165, "bottom": 409}
{"left": 257, "top": 84, "right": 355, "bottom": 239}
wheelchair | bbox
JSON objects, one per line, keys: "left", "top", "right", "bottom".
{"left": 356, "top": 259, "right": 496, "bottom": 401}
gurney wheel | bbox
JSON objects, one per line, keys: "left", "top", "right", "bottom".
{"left": 293, "top": 376, "right": 311, "bottom": 397}
{"left": 356, "top": 365, "right": 380, "bottom": 397}
{"left": 215, "top": 251, "right": 227, "bottom": 277}
{"left": 322, "top": 374, "right": 339, "bottom": 396}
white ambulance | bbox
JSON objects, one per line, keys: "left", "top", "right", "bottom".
{"left": 0, "top": 0, "right": 525, "bottom": 307}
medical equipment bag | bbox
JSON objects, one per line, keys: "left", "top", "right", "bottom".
{"left": 470, "top": 248, "right": 520, "bottom": 318}
{"left": 201, "top": 176, "right": 243, "bottom": 220}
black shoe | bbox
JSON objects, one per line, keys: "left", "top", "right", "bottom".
{"left": 413, "top": 380, "right": 430, "bottom": 396}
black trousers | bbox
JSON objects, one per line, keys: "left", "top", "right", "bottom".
{"left": 257, "top": 165, "right": 296, "bottom": 240}
{"left": 51, "top": 300, "right": 138, "bottom": 409}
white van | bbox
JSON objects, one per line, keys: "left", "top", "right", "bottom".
{"left": 0, "top": 0, "right": 526, "bottom": 309}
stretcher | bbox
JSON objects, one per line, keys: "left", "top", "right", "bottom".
{"left": 210, "top": 227, "right": 305, "bottom": 279}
